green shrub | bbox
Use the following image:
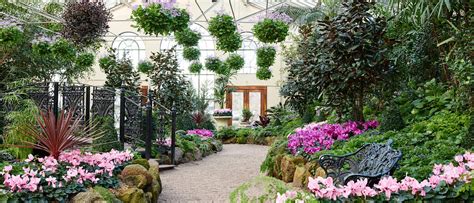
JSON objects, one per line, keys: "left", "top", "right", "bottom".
{"left": 188, "top": 62, "right": 203, "bottom": 73}
{"left": 174, "top": 28, "right": 201, "bottom": 47}
{"left": 260, "top": 138, "right": 289, "bottom": 175}
{"left": 256, "top": 46, "right": 276, "bottom": 68}
{"left": 216, "top": 127, "right": 238, "bottom": 139}
{"left": 380, "top": 105, "right": 405, "bottom": 132}
{"left": 93, "top": 116, "right": 123, "bottom": 152}
{"left": 256, "top": 67, "right": 272, "bottom": 80}
{"left": 461, "top": 115, "right": 474, "bottom": 149}
{"left": 237, "top": 128, "right": 254, "bottom": 138}
{"left": 236, "top": 136, "right": 247, "bottom": 144}
{"left": 225, "top": 53, "right": 245, "bottom": 70}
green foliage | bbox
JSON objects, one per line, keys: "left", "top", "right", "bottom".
{"left": 260, "top": 137, "right": 289, "bottom": 174}
{"left": 188, "top": 62, "right": 203, "bottom": 73}
{"left": 182, "top": 46, "right": 200, "bottom": 61}
{"left": 253, "top": 19, "right": 289, "bottom": 43}
{"left": 208, "top": 14, "right": 242, "bottom": 52}
{"left": 256, "top": 67, "right": 272, "bottom": 80}
{"left": 380, "top": 104, "right": 405, "bottom": 132}
{"left": 237, "top": 128, "right": 254, "bottom": 138}
{"left": 93, "top": 186, "right": 120, "bottom": 203}
{"left": 147, "top": 47, "right": 194, "bottom": 114}
{"left": 256, "top": 46, "right": 276, "bottom": 68}
{"left": 0, "top": 27, "right": 24, "bottom": 49}
{"left": 92, "top": 116, "right": 123, "bottom": 152}
{"left": 75, "top": 52, "right": 95, "bottom": 67}
{"left": 313, "top": 112, "right": 470, "bottom": 180}
{"left": 205, "top": 56, "right": 230, "bottom": 75}
{"left": 215, "top": 32, "right": 242, "bottom": 53}
{"left": 224, "top": 53, "right": 245, "bottom": 71}
{"left": 242, "top": 109, "right": 253, "bottom": 122}
{"left": 62, "top": 1, "right": 111, "bottom": 48}
{"left": 131, "top": 3, "right": 189, "bottom": 36}
{"left": 98, "top": 49, "right": 140, "bottom": 91}
{"left": 137, "top": 60, "right": 154, "bottom": 74}
{"left": 174, "top": 28, "right": 201, "bottom": 47}
{"left": 216, "top": 127, "right": 238, "bottom": 140}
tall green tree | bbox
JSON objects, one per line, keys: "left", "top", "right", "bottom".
{"left": 98, "top": 49, "right": 140, "bottom": 92}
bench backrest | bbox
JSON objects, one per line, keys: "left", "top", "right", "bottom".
{"left": 350, "top": 142, "right": 402, "bottom": 176}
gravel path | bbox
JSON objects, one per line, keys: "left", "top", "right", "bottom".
{"left": 158, "top": 144, "right": 269, "bottom": 203}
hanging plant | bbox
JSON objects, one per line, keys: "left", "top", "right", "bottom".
{"left": 208, "top": 14, "right": 242, "bottom": 52}
{"left": 256, "top": 46, "right": 276, "bottom": 68}
{"left": 225, "top": 53, "right": 245, "bottom": 70}
{"left": 216, "top": 33, "right": 242, "bottom": 52}
{"left": 188, "top": 62, "right": 203, "bottom": 73}
{"left": 138, "top": 60, "right": 154, "bottom": 74}
{"left": 131, "top": 3, "right": 190, "bottom": 36}
{"left": 182, "top": 46, "right": 201, "bottom": 61}
{"left": 205, "top": 56, "right": 231, "bottom": 75}
{"left": 256, "top": 67, "right": 272, "bottom": 80}
{"left": 175, "top": 28, "right": 201, "bottom": 47}
{"left": 62, "top": 1, "right": 111, "bottom": 48}
{"left": 253, "top": 12, "right": 291, "bottom": 43}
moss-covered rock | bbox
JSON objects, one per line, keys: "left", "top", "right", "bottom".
{"left": 223, "top": 137, "right": 237, "bottom": 144}
{"left": 264, "top": 137, "right": 276, "bottom": 146}
{"left": 72, "top": 188, "right": 104, "bottom": 203}
{"left": 94, "top": 186, "right": 121, "bottom": 203}
{"left": 117, "top": 186, "right": 147, "bottom": 203}
{"left": 132, "top": 158, "right": 150, "bottom": 170}
{"left": 292, "top": 165, "right": 306, "bottom": 187}
{"left": 121, "top": 164, "right": 153, "bottom": 189}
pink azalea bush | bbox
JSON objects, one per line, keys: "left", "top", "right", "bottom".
{"left": 213, "top": 108, "right": 232, "bottom": 116}
{"left": 1, "top": 150, "right": 134, "bottom": 201}
{"left": 277, "top": 152, "right": 474, "bottom": 202}
{"left": 187, "top": 129, "right": 214, "bottom": 139}
{"left": 287, "top": 120, "right": 379, "bottom": 156}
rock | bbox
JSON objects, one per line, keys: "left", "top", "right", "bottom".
{"left": 117, "top": 186, "right": 147, "bottom": 203}
{"left": 213, "top": 140, "right": 223, "bottom": 151}
{"left": 174, "top": 148, "right": 184, "bottom": 164}
{"left": 303, "top": 162, "right": 319, "bottom": 186}
{"left": 223, "top": 137, "right": 236, "bottom": 144}
{"left": 0, "top": 150, "right": 15, "bottom": 162}
{"left": 157, "top": 154, "right": 171, "bottom": 165}
{"left": 132, "top": 159, "right": 150, "bottom": 170}
{"left": 149, "top": 179, "right": 162, "bottom": 202}
{"left": 93, "top": 186, "right": 121, "bottom": 203}
{"left": 183, "top": 152, "right": 195, "bottom": 163}
{"left": 280, "top": 155, "right": 306, "bottom": 182}
{"left": 292, "top": 165, "right": 306, "bottom": 187}
{"left": 315, "top": 166, "right": 326, "bottom": 178}
{"left": 194, "top": 149, "right": 203, "bottom": 161}
{"left": 72, "top": 188, "right": 104, "bottom": 203}
{"left": 246, "top": 136, "right": 255, "bottom": 144}
{"left": 147, "top": 159, "right": 160, "bottom": 181}
{"left": 121, "top": 164, "right": 153, "bottom": 189}
{"left": 272, "top": 154, "right": 284, "bottom": 179}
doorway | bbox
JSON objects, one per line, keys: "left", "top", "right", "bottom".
{"left": 225, "top": 86, "right": 267, "bottom": 126}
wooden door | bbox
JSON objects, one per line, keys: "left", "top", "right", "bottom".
{"left": 225, "top": 86, "right": 267, "bottom": 125}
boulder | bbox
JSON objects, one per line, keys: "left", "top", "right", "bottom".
{"left": 174, "top": 148, "right": 184, "bottom": 164}
{"left": 93, "top": 186, "right": 121, "bottom": 203}
{"left": 72, "top": 188, "right": 104, "bottom": 203}
{"left": 132, "top": 159, "right": 150, "bottom": 170}
{"left": 149, "top": 179, "right": 162, "bottom": 203}
{"left": 272, "top": 154, "right": 284, "bottom": 179}
{"left": 292, "top": 165, "right": 306, "bottom": 187}
{"left": 147, "top": 159, "right": 160, "bottom": 181}
{"left": 303, "top": 162, "right": 319, "bottom": 186}
{"left": 223, "top": 137, "right": 236, "bottom": 144}
{"left": 157, "top": 154, "right": 171, "bottom": 165}
{"left": 315, "top": 167, "right": 326, "bottom": 178}
{"left": 183, "top": 152, "right": 195, "bottom": 163}
{"left": 264, "top": 137, "right": 276, "bottom": 146}
{"left": 194, "top": 149, "right": 203, "bottom": 161}
{"left": 121, "top": 164, "right": 153, "bottom": 189}
{"left": 280, "top": 155, "right": 306, "bottom": 182}
{"left": 117, "top": 186, "right": 147, "bottom": 203}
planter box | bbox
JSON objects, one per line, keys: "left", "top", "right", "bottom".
{"left": 213, "top": 116, "right": 232, "bottom": 129}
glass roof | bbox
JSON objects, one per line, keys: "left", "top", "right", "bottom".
{"left": 247, "top": 0, "right": 318, "bottom": 9}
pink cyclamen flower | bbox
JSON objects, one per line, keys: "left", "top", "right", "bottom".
{"left": 375, "top": 176, "right": 399, "bottom": 199}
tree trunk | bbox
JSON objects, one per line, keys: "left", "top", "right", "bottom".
{"left": 352, "top": 92, "right": 365, "bottom": 122}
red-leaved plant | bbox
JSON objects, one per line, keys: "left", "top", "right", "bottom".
{"left": 19, "top": 109, "right": 103, "bottom": 159}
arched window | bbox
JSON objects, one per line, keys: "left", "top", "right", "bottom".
{"left": 112, "top": 32, "right": 146, "bottom": 68}
{"left": 160, "top": 23, "right": 216, "bottom": 111}
{"left": 238, "top": 34, "right": 258, "bottom": 74}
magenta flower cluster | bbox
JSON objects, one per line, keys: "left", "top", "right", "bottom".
{"left": 255, "top": 11, "right": 293, "bottom": 24}
{"left": 278, "top": 152, "right": 474, "bottom": 202}
{"left": 213, "top": 108, "right": 232, "bottom": 116}
{"left": 187, "top": 129, "right": 214, "bottom": 139}
{"left": 2, "top": 149, "right": 133, "bottom": 193}
{"left": 287, "top": 121, "right": 379, "bottom": 156}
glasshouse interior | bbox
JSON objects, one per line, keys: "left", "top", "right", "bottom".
{"left": 0, "top": 0, "right": 473, "bottom": 202}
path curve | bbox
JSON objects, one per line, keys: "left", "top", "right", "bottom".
{"left": 158, "top": 144, "right": 269, "bottom": 203}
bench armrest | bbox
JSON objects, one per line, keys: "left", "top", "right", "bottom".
{"left": 318, "top": 153, "right": 355, "bottom": 184}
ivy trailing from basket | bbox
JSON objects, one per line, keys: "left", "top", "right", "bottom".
{"left": 256, "top": 67, "right": 272, "bottom": 80}
{"left": 205, "top": 56, "right": 231, "bottom": 75}
{"left": 225, "top": 53, "right": 245, "bottom": 71}
{"left": 257, "top": 46, "right": 276, "bottom": 68}
{"left": 131, "top": 3, "right": 190, "bottom": 36}
{"left": 208, "top": 14, "right": 242, "bottom": 52}
{"left": 188, "top": 62, "right": 203, "bottom": 73}
{"left": 253, "top": 18, "right": 289, "bottom": 44}
{"left": 182, "top": 46, "right": 200, "bottom": 61}
{"left": 175, "top": 28, "right": 201, "bottom": 47}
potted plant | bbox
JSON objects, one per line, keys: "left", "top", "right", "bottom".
{"left": 252, "top": 11, "right": 291, "bottom": 44}
{"left": 213, "top": 108, "right": 232, "bottom": 129}
{"left": 208, "top": 14, "right": 242, "bottom": 52}
{"left": 241, "top": 108, "right": 253, "bottom": 126}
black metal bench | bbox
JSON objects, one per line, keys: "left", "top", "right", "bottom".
{"left": 318, "top": 139, "right": 402, "bottom": 186}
